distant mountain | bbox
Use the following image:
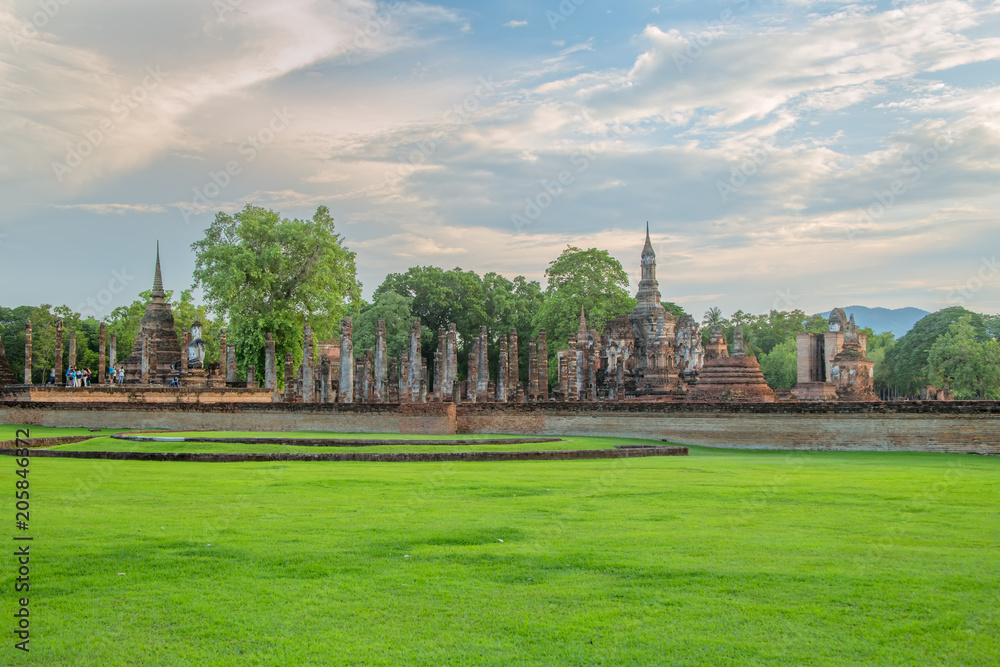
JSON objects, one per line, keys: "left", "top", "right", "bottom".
{"left": 817, "top": 306, "right": 930, "bottom": 338}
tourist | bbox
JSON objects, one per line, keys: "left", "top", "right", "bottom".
{"left": 118, "top": 367, "right": 125, "bottom": 385}
{"left": 47, "top": 368, "right": 55, "bottom": 385}
{"left": 65, "top": 367, "right": 73, "bottom": 387}
{"left": 84, "top": 368, "right": 91, "bottom": 387}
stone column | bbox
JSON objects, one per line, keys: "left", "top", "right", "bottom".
{"left": 353, "top": 358, "right": 364, "bottom": 403}
{"left": 179, "top": 328, "right": 189, "bottom": 377}
{"left": 435, "top": 328, "right": 446, "bottom": 398}
{"left": 320, "top": 355, "right": 331, "bottom": 403}
{"left": 452, "top": 379, "right": 461, "bottom": 405}
{"left": 389, "top": 357, "right": 399, "bottom": 403}
{"left": 374, "top": 320, "right": 387, "bottom": 403}
{"left": 476, "top": 326, "right": 488, "bottom": 402}
{"left": 98, "top": 323, "right": 106, "bottom": 384}
{"left": 576, "top": 336, "right": 586, "bottom": 400}
{"left": 538, "top": 328, "right": 549, "bottom": 401}
{"left": 467, "top": 341, "right": 478, "bottom": 403}
{"left": 497, "top": 337, "right": 508, "bottom": 402}
{"left": 220, "top": 330, "right": 228, "bottom": 382}
{"left": 339, "top": 317, "right": 354, "bottom": 403}
{"left": 508, "top": 329, "right": 519, "bottom": 395}
{"left": 226, "top": 343, "right": 237, "bottom": 384}
{"left": 528, "top": 340, "right": 538, "bottom": 401}
{"left": 420, "top": 357, "right": 428, "bottom": 403}
{"left": 284, "top": 353, "right": 295, "bottom": 402}
{"left": 68, "top": 330, "right": 76, "bottom": 371}
{"left": 399, "top": 352, "right": 409, "bottom": 402}
{"left": 446, "top": 324, "right": 458, "bottom": 392}
{"left": 302, "top": 324, "right": 315, "bottom": 403}
{"left": 408, "top": 321, "right": 421, "bottom": 402}
{"left": 264, "top": 333, "right": 277, "bottom": 390}
{"left": 55, "top": 319, "right": 64, "bottom": 385}
{"left": 363, "top": 349, "right": 373, "bottom": 403}
{"left": 567, "top": 335, "right": 578, "bottom": 400}
{"left": 560, "top": 352, "right": 569, "bottom": 400}
{"left": 109, "top": 333, "right": 116, "bottom": 371}
{"left": 23, "top": 320, "right": 32, "bottom": 385}
{"left": 246, "top": 365, "right": 257, "bottom": 388}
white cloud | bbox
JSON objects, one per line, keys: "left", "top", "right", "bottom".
{"left": 504, "top": 20, "right": 528, "bottom": 28}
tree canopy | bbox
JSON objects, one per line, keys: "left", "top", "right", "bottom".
{"left": 533, "top": 246, "right": 635, "bottom": 350}
{"left": 191, "top": 205, "right": 361, "bottom": 379}
{"left": 881, "top": 307, "right": 988, "bottom": 395}
{"left": 926, "top": 315, "right": 1000, "bottom": 399}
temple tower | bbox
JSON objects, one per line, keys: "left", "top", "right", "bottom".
{"left": 123, "top": 244, "right": 182, "bottom": 384}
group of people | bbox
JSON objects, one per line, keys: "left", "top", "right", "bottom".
{"left": 64, "top": 367, "right": 92, "bottom": 387}
{"left": 46, "top": 366, "right": 127, "bottom": 386}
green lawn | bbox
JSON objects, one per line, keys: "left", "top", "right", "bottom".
{"left": 2, "top": 427, "right": 998, "bottom": 665}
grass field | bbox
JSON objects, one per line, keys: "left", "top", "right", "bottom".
{"left": 2, "top": 426, "right": 998, "bottom": 665}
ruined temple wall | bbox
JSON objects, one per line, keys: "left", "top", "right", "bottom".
{"left": 456, "top": 403, "right": 1000, "bottom": 455}
{"left": 0, "top": 401, "right": 996, "bottom": 454}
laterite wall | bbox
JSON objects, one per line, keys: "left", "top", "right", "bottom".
{"left": 0, "top": 401, "right": 996, "bottom": 454}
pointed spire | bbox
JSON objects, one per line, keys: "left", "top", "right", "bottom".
{"left": 151, "top": 241, "right": 165, "bottom": 300}
{"left": 578, "top": 306, "right": 588, "bottom": 336}
{"left": 641, "top": 222, "right": 655, "bottom": 261}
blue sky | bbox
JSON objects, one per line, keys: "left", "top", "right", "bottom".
{"left": 2, "top": 0, "right": 999, "bottom": 321}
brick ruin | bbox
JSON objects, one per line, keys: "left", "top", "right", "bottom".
{"left": 3, "top": 232, "right": 915, "bottom": 406}
{"left": 794, "top": 308, "right": 876, "bottom": 402}
{"left": 123, "top": 244, "right": 183, "bottom": 384}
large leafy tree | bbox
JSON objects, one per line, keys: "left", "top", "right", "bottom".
{"left": 882, "top": 307, "right": 988, "bottom": 395}
{"left": 533, "top": 246, "right": 635, "bottom": 351}
{"left": 926, "top": 315, "right": 1000, "bottom": 399}
{"left": 191, "top": 205, "right": 362, "bottom": 380}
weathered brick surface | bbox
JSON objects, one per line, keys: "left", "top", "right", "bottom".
{"left": 398, "top": 402, "right": 457, "bottom": 435}
{"left": 0, "top": 386, "right": 274, "bottom": 404}
{"left": 0, "top": 401, "right": 996, "bottom": 454}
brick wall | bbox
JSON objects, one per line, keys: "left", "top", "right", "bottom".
{"left": 0, "top": 401, "right": 996, "bottom": 454}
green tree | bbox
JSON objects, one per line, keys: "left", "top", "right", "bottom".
{"left": 191, "top": 205, "right": 362, "bottom": 382}
{"left": 662, "top": 301, "right": 687, "bottom": 318}
{"left": 882, "top": 307, "right": 988, "bottom": 395}
{"left": 375, "top": 267, "right": 543, "bottom": 382}
{"left": 533, "top": 246, "right": 635, "bottom": 352}
{"left": 353, "top": 292, "right": 414, "bottom": 360}
{"left": 759, "top": 338, "right": 797, "bottom": 389}
{"left": 926, "top": 315, "right": 1000, "bottom": 399}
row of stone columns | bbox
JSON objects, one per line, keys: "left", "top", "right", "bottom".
{"left": 22, "top": 319, "right": 119, "bottom": 386}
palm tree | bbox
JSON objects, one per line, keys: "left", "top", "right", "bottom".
{"left": 703, "top": 307, "right": 723, "bottom": 327}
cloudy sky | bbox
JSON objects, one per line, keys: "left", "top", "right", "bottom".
{"left": 2, "top": 0, "right": 999, "bottom": 321}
